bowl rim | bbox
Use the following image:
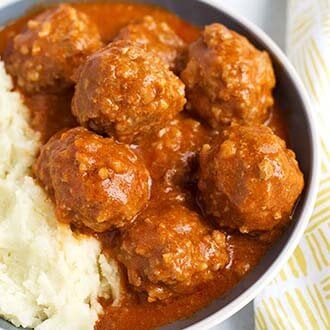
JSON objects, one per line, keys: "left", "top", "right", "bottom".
{"left": 0, "top": 0, "right": 320, "bottom": 329}
{"left": 185, "top": 0, "right": 320, "bottom": 329}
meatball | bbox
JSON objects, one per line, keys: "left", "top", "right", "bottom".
{"left": 34, "top": 127, "right": 151, "bottom": 232}
{"left": 72, "top": 40, "right": 186, "bottom": 143}
{"left": 198, "top": 125, "right": 304, "bottom": 233}
{"left": 5, "top": 4, "right": 103, "bottom": 93}
{"left": 118, "top": 204, "right": 228, "bottom": 302}
{"left": 181, "top": 24, "right": 275, "bottom": 128}
{"left": 115, "top": 16, "right": 186, "bottom": 72}
{"left": 137, "top": 115, "right": 211, "bottom": 183}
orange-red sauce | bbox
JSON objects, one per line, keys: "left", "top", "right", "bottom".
{"left": 96, "top": 234, "right": 270, "bottom": 330}
{"left": 0, "top": 3, "right": 288, "bottom": 329}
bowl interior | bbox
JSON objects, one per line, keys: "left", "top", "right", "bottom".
{"left": 0, "top": 1, "right": 316, "bottom": 330}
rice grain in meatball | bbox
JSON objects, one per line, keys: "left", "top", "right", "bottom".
{"left": 72, "top": 40, "right": 186, "bottom": 143}
{"left": 115, "top": 15, "right": 186, "bottom": 72}
{"left": 137, "top": 115, "right": 211, "bottom": 184}
{"left": 118, "top": 204, "right": 228, "bottom": 302}
{"left": 198, "top": 125, "right": 304, "bottom": 233}
{"left": 5, "top": 4, "right": 103, "bottom": 93}
{"left": 34, "top": 127, "right": 151, "bottom": 232}
{"left": 181, "top": 24, "right": 275, "bottom": 128}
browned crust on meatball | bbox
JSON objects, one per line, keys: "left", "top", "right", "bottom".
{"left": 72, "top": 40, "right": 186, "bottom": 143}
{"left": 115, "top": 15, "right": 187, "bottom": 72}
{"left": 118, "top": 203, "right": 228, "bottom": 302}
{"left": 137, "top": 115, "right": 211, "bottom": 184}
{"left": 198, "top": 125, "right": 304, "bottom": 233}
{"left": 34, "top": 127, "right": 151, "bottom": 232}
{"left": 5, "top": 4, "right": 103, "bottom": 93}
{"left": 181, "top": 23, "right": 275, "bottom": 128}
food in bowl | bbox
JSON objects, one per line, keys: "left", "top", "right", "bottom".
{"left": 72, "top": 39, "right": 186, "bottom": 143}
{"left": 0, "top": 2, "right": 304, "bottom": 330}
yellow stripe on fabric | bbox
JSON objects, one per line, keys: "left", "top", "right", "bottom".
{"left": 256, "top": 1, "right": 330, "bottom": 328}
{"left": 307, "top": 286, "right": 328, "bottom": 327}
{"left": 291, "top": 17, "right": 314, "bottom": 47}
{"left": 320, "top": 153, "right": 330, "bottom": 170}
{"left": 288, "top": 257, "right": 300, "bottom": 278}
{"left": 320, "top": 176, "right": 330, "bottom": 184}
{"left": 262, "top": 300, "right": 280, "bottom": 330}
{"left": 308, "top": 41, "right": 329, "bottom": 94}
{"left": 314, "top": 192, "right": 330, "bottom": 208}
{"left": 321, "top": 164, "right": 329, "bottom": 175}
{"left": 314, "top": 285, "right": 330, "bottom": 324}
{"left": 255, "top": 314, "right": 262, "bottom": 330}
{"left": 321, "top": 275, "right": 330, "bottom": 284}
{"left": 323, "top": 16, "right": 330, "bottom": 36}
{"left": 295, "top": 288, "right": 320, "bottom": 329}
{"left": 304, "top": 55, "right": 320, "bottom": 101}
{"left": 306, "top": 215, "right": 329, "bottom": 233}
{"left": 318, "top": 176, "right": 330, "bottom": 188}
{"left": 321, "top": 161, "right": 328, "bottom": 174}
{"left": 318, "top": 177, "right": 330, "bottom": 190}
{"left": 285, "top": 292, "right": 307, "bottom": 328}
{"left": 323, "top": 17, "right": 330, "bottom": 28}
{"left": 320, "top": 176, "right": 330, "bottom": 185}
{"left": 291, "top": 9, "right": 313, "bottom": 33}
{"left": 310, "top": 233, "right": 328, "bottom": 266}
{"left": 293, "top": 246, "right": 307, "bottom": 276}
{"left": 316, "top": 180, "right": 330, "bottom": 196}
{"left": 277, "top": 299, "right": 295, "bottom": 330}
{"left": 321, "top": 158, "right": 330, "bottom": 175}
{"left": 256, "top": 309, "right": 267, "bottom": 329}
{"left": 310, "top": 205, "right": 330, "bottom": 223}
{"left": 279, "top": 268, "right": 287, "bottom": 281}
{"left": 292, "top": 16, "right": 312, "bottom": 37}
{"left": 300, "top": 51, "right": 319, "bottom": 100}
{"left": 304, "top": 40, "right": 323, "bottom": 101}
{"left": 310, "top": 38, "right": 330, "bottom": 77}
{"left": 269, "top": 297, "right": 287, "bottom": 329}
{"left": 308, "top": 40, "right": 324, "bottom": 76}
{"left": 318, "top": 229, "right": 330, "bottom": 252}
{"left": 306, "top": 235, "right": 322, "bottom": 270}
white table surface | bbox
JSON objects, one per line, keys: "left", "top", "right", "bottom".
{"left": 213, "top": 1, "right": 287, "bottom": 329}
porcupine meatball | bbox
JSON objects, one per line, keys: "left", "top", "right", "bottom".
{"left": 115, "top": 15, "right": 186, "bottom": 72}
{"left": 198, "top": 125, "right": 304, "bottom": 233}
{"left": 138, "top": 116, "right": 211, "bottom": 184}
{"left": 34, "top": 127, "right": 151, "bottom": 232}
{"left": 181, "top": 24, "right": 275, "bottom": 128}
{"left": 72, "top": 40, "right": 186, "bottom": 143}
{"left": 5, "top": 4, "right": 103, "bottom": 93}
{"left": 118, "top": 204, "right": 228, "bottom": 302}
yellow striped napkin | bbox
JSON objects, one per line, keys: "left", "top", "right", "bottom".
{"left": 254, "top": 0, "right": 330, "bottom": 329}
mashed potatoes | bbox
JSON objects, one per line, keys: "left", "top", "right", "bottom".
{"left": 0, "top": 62, "right": 121, "bottom": 330}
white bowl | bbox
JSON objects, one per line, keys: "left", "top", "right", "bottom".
{"left": 0, "top": 1, "right": 320, "bottom": 329}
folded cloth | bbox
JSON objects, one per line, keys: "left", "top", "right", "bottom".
{"left": 254, "top": 0, "right": 330, "bottom": 329}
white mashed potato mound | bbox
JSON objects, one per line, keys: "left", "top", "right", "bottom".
{"left": 0, "top": 62, "right": 121, "bottom": 330}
